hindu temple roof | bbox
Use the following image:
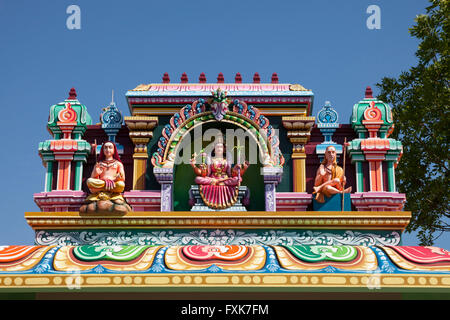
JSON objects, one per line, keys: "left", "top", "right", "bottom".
{"left": 126, "top": 72, "right": 313, "bottom": 97}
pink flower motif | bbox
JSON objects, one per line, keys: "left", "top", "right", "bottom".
{"left": 182, "top": 245, "right": 248, "bottom": 261}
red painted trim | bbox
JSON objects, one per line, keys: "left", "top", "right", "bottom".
{"left": 128, "top": 96, "right": 312, "bottom": 106}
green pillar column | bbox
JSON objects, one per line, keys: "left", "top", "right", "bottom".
{"left": 387, "top": 161, "right": 396, "bottom": 192}
{"left": 356, "top": 161, "right": 364, "bottom": 193}
{"left": 73, "top": 161, "right": 83, "bottom": 191}
{"left": 45, "top": 161, "right": 54, "bottom": 192}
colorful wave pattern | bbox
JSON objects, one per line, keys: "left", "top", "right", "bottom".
{"left": 0, "top": 245, "right": 449, "bottom": 275}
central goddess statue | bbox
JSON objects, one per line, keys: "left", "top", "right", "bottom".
{"left": 190, "top": 135, "right": 249, "bottom": 210}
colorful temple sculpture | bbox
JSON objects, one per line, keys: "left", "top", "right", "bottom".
{"left": 33, "top": 88, "right": 92, "bottom": 212}
{"left": 347, "top": 87, "right": 406, "bottom": 211}
{"left": 0, "top": 74, "right": 449, "bottom": 298}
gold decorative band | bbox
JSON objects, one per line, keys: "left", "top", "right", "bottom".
{"left": 24, "top": 211, "right": 411, "bottom": 230}
{"left": 0, "top": 273, "right": 448, "bottom": 290}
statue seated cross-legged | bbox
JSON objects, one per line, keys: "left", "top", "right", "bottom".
{"left": 80, "top": 141, "right": 132, "bottom": 214}
{"left": 313, "top": 145, "right": 352, "bottom": 205}
{"left": 189, "top": 135, "right": 250, "bottom": 211}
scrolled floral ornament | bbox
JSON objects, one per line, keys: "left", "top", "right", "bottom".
{"left": 363, "top": 101, "right": 382, "bottom": 121}
{"left": 58, "top": 102, "right": 77, "bottom": 123}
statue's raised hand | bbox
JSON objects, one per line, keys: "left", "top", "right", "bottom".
{"left": 94, "top": 164, "right": 104, "bottom": 176}
{"left": 190, "top": 153, "right": 197, "bottom": 166}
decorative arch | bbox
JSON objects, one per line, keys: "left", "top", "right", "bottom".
{"left": 151, "top": 96, "right": 284, "bottom": 169}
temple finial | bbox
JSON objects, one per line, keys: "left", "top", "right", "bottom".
{"left": 271, "top": 73, "right": 279, "bottom": 84}
{"left": 365, "top": 86, "right": 373, "bottom": 98}
{"left": 181, "top": 72, "right": 188, "bottom": 83}
{"left": 162, "top": 72, "right": 170, "bottom": 83}
{"left": 235, "top": 73, "right": 242, "bottom": 83}
{"left": 68, "top": 87, "right": 77, "bottom": 100}
{"left": 253, "top": 72, "right": 260, "bottom": 84}
{"left": 199, "top": 72, "right": 207, "bottom": 83}
{"left": 217, "top": 72, "right": 224, "bottom": 83}
{"left": 111, "top": 89, "right": 114, "bottom": 105}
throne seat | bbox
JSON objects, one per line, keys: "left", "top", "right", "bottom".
{"left": 189, "top": 185, "right": 249, "bottom": 211}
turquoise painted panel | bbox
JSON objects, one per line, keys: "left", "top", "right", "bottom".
{"left": 313, "top": 193, "right": 351, "bottom": 211}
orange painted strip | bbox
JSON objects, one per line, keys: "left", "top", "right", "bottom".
{"left": 369, "top": 161, "right": 382, "bottom": 192}
{"left": 0, "top": 246, "right": 43, "bottom": 263}
{"left": 374, "top": 161, "right": 382, "bottom": 191}
{"left": 57, "top": 161, "right": 69, "bottom": 190}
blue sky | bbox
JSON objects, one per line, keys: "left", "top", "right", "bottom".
{"left": 0, "top": 0, "right": 448, "bottom": 248}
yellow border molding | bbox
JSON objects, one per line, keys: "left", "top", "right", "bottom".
{"left": 24, "top": 211, "right": 411, "bottom": 230}
{"left": 0, "top": 273, "right": 448, "bottom": 290}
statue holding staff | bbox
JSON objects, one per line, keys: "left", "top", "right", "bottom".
{"left": 313, "top": 145, "right": 351, "bottom": 203}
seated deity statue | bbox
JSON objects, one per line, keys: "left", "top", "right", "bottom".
{"left": 313, "top": 145, "right": 352, "bottom": 203}
{"left": 87, "top": 141, "right": 125, "bottom": 196}
{"left": 80, "top": 141, "right": 131, "bottom": 214}
{"left": 190, "top": 136, "right": 249, "bottom": 210}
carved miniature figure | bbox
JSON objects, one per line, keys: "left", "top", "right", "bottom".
{"left": 80, "top": 141, "right": 132, "bottom": 214}
{"left": 190, "top": 135, "right": 249, "bottom": 209}
{"left": 313, "top": 145, "right": 351, "bottom": 203}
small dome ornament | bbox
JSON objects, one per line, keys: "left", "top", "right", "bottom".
{"left": 100, "top": 90, "right": 123, "bottom": 130}
{"left": 317, "top": 101, "right": 339, "bottom": 124}
{"left": 100, "top": 90, "right": 124, "bottom": 146}
{"left": 315, "top": 101, "right": 341, "bottom": 162}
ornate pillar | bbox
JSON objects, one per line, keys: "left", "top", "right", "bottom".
{"left": 354, "top": 157, "right": 365, "bottom": 193}
{"left": 385, "top": 146, "right": 401, "bottom": 193}
{"left": 39, "top": 141, "right": 55, "bottom": 192}
{"left": 386, "top": 161, "right": 396, "bottom": 192}
{"left": 262, "top": 167, "right": 283, "bottom": 211}
{"left": 281, "top": 116, "right": 315, "bottom": 192}
{"left": 154, "top": 167, "right": 173, "bottom": 211}
{"left": 44, "top": 161, "right": 54, "bottom": 192}
{"left": 125, "top": 116, "right": 158, "bottom": 190}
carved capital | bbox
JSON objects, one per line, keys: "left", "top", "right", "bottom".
{"left": 282, "top": 116, "right": 315, "bottom": 154}
{"left": 124, "top": 116, "right": 158, "bottom": 154}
